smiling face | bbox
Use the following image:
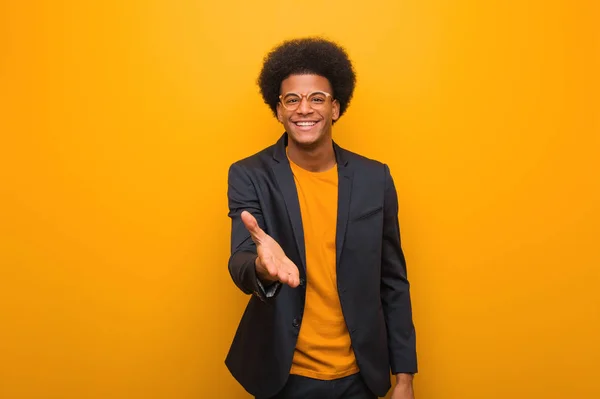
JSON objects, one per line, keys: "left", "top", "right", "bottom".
{"left": 277, "top": 74, "right": 340, "bottom": 150}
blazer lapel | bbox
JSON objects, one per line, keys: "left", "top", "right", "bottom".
{"left": 272, "top": 134, "right": 306, "bottom": 271}
{"left": 334, "top": 142, "right": 353, "bottom": 270}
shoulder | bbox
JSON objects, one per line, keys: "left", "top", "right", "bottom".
{"left": 338, "top": 146, "right": 397, "bottom": 194}
{"left": 339, "top": 147, "right": 390, "bottom": 175}
{"left": 229, "top": 144, "right": 276, "bottom": 174}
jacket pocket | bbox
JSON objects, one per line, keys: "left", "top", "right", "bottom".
{"left": 351, "top": 206, "right": 383, "bottom": 222}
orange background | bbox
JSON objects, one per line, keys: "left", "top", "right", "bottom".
{"left": 1, "top": 1, "right": 599, "bottom": 398}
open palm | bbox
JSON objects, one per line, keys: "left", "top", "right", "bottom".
{"left": 241, "top": 210, "right": 300, "bottom": 288}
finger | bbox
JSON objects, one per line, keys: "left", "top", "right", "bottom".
{"left": 279, "top": 266, "right": 297, "bottom": 287}
{"left": 240, "top": 211, "right": 266, "bottom": 243}
{"left": 284, "top": 259, "right": 300, "bottom": 280}
{"left": 260, "top": 255, "right": 278, "bottom": 278}
{"left": 274, "top": 262, "right": 288, "bottom": 284}
{"left": 277, "top": 267, "right": 298, "bottom": 288}
{"left": 277, "top": 269, "right": 291, "bottom": 286}
{"left": 287, "top": 272, "right": 300, "bottom": 288}
{"left": 279, "top": 258, "right": 299, "bottom": 287}
{"left": 282, "top": 256, "right": 299, "bottom": 273}
{"left": 289, "top": 272, "right": 299, "bottom": 288}
{"left": 285, "top": 275, "right": 297, "bottom": 288}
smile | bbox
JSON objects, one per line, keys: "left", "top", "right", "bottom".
{"left": 294, "top": 121, "right": 317, "bottom": 127}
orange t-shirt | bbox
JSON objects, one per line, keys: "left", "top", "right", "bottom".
{"left": 288, "top": 156, "right": 359, "bottom": 380}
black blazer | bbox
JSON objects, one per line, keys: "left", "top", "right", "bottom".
{"left": 225, "top": 134, "right": 417, "bottom": 398}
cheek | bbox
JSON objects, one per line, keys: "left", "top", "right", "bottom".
{"left": 325, "top": 110, "right": 336, "bottom": 122}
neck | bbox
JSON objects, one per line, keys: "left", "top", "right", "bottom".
{"left": 287, "top": 135, "right": 336, "bottom": 172}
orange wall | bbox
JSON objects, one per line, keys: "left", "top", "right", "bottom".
{"left": 1, "top": 1, "right": 598, "bottom": 398}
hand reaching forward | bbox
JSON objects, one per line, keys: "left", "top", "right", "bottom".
{"left": 240, "top": 210, "right": 300, "bottom": 288}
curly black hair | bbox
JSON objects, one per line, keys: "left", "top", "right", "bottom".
{"left": 258, "top": 37, "right": 356, "bottom": 120}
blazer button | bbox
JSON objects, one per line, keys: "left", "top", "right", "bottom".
{"left": 292, "top": 317, "right": 301, "bottom": 328}
{"left": 299, "top": 278, "right": 306, "bottom": 287}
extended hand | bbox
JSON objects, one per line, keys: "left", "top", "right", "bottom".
{"left": 240, "top": 210, "right": 300, "bottom": 288}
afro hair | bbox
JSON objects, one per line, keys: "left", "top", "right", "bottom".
{"left": 258, "top": 37, "right": 356, "bottom": 120}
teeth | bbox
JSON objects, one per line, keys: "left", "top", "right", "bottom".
{"left": 296, "top": 122, "right": 316, "bottom": 126}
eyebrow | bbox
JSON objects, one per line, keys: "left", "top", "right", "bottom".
{"left": 282, "top": 90, "right": 330, "bottom": 95}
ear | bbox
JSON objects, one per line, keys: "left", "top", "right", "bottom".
{"left": 332, "top": 99, "right": 341, "bottom": 121}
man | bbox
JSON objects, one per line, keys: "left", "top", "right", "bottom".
{"left": 226, "top": 38, "right": 417, "bottom": 399}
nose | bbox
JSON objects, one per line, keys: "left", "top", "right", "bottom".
{"left": 296, "top": 96, "right": 314, "bottom": 115}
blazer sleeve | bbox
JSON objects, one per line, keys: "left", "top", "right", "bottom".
{"left": 380, "top": 164, "right": 418, "bottom": 374}
{"left": 227, "top": 162, "right": 281, "bottom": 300}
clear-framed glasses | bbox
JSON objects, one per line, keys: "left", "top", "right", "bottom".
{"left": 279, "top": 91, "right": 333, "bottom": 111}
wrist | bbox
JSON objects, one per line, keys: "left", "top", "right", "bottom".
{"left": 395, "top": 373, "right": 414, "bottom": 386}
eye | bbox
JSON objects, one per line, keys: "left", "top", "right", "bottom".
{"left": 284, "top": 96, "right": 300, "bottom": 105}
{"left": 309, "top": 93, "right": 327, "bottom": 103}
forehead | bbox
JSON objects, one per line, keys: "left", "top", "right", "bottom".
{"left": 280, "top": 74, "right": 332, "bottom": 94}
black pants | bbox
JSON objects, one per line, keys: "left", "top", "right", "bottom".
{"left": 259, "top": 373, "right": 377, "bottom": 399}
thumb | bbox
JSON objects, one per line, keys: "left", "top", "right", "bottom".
{"left": 240, "top": 210, "right": 266, "bottom": 243}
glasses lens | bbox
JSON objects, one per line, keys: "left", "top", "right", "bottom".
{"left": 283, "top": 94, "right": 301, "bottom": 109}
{"left": 307, "top": 92, "right": 328, "bottom": 107}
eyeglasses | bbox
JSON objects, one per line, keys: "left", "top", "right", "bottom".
{"left": 278, "top": 91, "right": 333, "bottom": 111}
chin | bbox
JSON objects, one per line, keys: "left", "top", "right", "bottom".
{"left": 290, "top": 136, "right": 320, "bottom": 150}
{"left": 288, "top": 129, "right": 327, "bottom": 148}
